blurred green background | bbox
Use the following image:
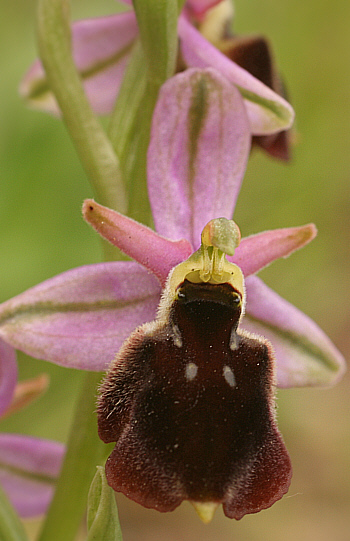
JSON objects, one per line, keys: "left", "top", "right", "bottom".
{"left": 1, "top": 0, "right": 349, "bottom": 539}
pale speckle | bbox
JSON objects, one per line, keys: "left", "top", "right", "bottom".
{"left": 223, "top": 365, "right": 236, "bottom": 388}
{"left": 229, "top": 329, "right": 239, "bottom": 350}
{"left": 172, "top": 324, "right": 183, "bottom": 348}
{"left": 185, "top": 362, "right": 198, "bottom": 381}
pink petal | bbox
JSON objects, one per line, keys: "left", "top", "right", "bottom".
{"left": 20, "top": 12, "right": 138, "bottom": 115}
{"left": 242, "top": 276, "right": 346, "bottom": 388}
{"left": 231, "top": 224, "right": 317, "bottom": 276}
{"left": 0, "top": 340, "right": 17, "bottom": 417}
{"left": 178, "top": 16, "right": 294, "bottom": 135}
{"left": 83, "top": 200, "right": 193, "bottom": 286}
{"left": 0, "top": 434, "right": 65, "bottom": 517}
{"left": 0, "top": 262, "right": 160, "bottom": 371}
{"left": 148, "top": 67, "right": 250, "bottom": 248}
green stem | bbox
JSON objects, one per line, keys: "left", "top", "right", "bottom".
{"left": 38, "top": 371, "right": 105, "bottom": 541}
{"left": 132, "top": 0, "right": 178, "bottom": 84}
{"left": 108, "top": 40, "right": 147, "bottom": 164}
{"left": 36, "top": 0, "right": 127, "bottom": 213}
{"left": 125, "top": 81, "right": 159, "bottom": 224}
{"left": 108, "top": 41, "right": 157, "bottom": 225}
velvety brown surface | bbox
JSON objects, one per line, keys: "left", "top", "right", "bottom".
{"left": 98, "top": 281, "right": 291, "bottom": 518}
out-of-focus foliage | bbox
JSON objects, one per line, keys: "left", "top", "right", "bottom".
{"left": 0, "top": 0, "right": 349, "bottom": 539}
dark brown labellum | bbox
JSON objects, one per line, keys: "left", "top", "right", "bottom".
{"left": 98, "top": 280, "right": 291, "bottom": 519}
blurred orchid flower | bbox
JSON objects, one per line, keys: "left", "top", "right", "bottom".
{"left": 0, "top": 340, "right": 65, "bottom": 517}
{"left": 20, "top": 0, "right": 294, "bottom": 138}
{"left": 2, "top": 69, "right": 344, "bottom": 388}
{"left": 194, "top": 0, "right": 292, "bottom": 159}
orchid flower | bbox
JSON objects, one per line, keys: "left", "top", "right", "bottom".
{"left": 4, "top": 68, "right": 343, "bottom": 385}
{"left": 192, "top": 0, "right": 292, "bottom": 159}
{"left": 1, "top": 68, "right": 344, "bottom": 520}
{"left": 21, "top": 0, "right": 294, "bottom": 141}
{"left": 0, "top": 339, "right": 65, "bottom": 518}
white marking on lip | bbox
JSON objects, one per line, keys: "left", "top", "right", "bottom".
{"left": 229, "top": 329, "right": 239, "bottom": 350}
{"left": 172, "top": 324, "right": 183, "bottom": 348}
{"left": 185, "top": 362, "right": 198, "bottom": 381}
{"left": 223, "top": 365, "right": 236, "bottom": 388}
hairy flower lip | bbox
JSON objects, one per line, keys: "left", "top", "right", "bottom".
{"left": 98, "top": 261, "right": 292, "bottom": 519}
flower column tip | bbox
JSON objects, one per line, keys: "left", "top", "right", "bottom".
{"left": 201, "top": 217, "right": 241, "bottom": 256}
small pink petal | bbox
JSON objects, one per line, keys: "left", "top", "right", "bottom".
{"left": 0, "top": 262, "right": 160, "bottom": 371}
{"left": 83, "top": 199, "right": 193, "bottom": 285}
{"left": 0, "top": 434, "right": 65, "bottom": 517}
{"left": 231, "top": 224, "right": 317, "bottom": 276}
{"left": 242, "top": 276, "right": 346, "bottom": 388}
{"left": 20, "top": 12, "right": 138, "bottom": 115}
{"left": 0, "top": 340, "right": 17, "bottom": 417}
{"left": 178, "top": 16, "right": 294, "bottom": 135}
{"left": 148, "top": 67, "right": 250, "bottom": 248}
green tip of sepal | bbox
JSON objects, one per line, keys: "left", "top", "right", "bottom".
{"left": 87, "top": 466, "right": 123, "bottom": 541}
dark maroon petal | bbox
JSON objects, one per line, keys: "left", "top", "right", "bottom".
{"left": 98, "top": 281, "right": 291, "bottom": 516}
{"left": 222, "top": 420, "right": 292, "bottom": 519}
{"left": 253, "top": 130, "right": 291, "bottom": 161}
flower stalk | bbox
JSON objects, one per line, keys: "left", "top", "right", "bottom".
{"left": 38, "top": 371, "right": 105, "bottom": 541}
{"left": 37, "top": 0, "right": 127, "bottom": 214}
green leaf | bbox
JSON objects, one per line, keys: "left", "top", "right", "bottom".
{"left": 86, "top": 466, "right": 123, "bottom": 541}
{"left": 0, "top": 483, "right": 28, "bottom": 541}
